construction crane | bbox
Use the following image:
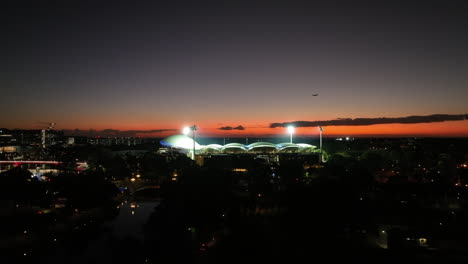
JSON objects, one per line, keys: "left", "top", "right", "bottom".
{"left": 35, "top": 122, "right": 56, "bottom": 148}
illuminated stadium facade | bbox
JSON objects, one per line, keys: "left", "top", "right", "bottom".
{"left": 160, "top": 135, "right": 318, "bottom": 155}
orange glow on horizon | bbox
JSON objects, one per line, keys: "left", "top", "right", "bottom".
{"left": 131, "top": 120, "right": 468, "bottom": 138}
{"left": 5, "top": 119, "right": 468, "bottom": 138}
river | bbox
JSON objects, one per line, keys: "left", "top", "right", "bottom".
{"left": 44, "top": 199, "right": 160, "bottom": 264}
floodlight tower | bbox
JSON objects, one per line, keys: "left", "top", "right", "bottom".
{"left": 287, "top": 125, "right": 295, "bottom": 143}
{"left": 183, "top": 125, "right": 198, "bottom": 160}
{"left": 319, "top": 126, "right": 323, "bottom": 163}
{"left": 191, "top": 125, "right": 197, "bottom": 160}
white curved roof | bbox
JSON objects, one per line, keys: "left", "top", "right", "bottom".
{"left": 277, "top": 143, "right": 300, "bottom": 153}
{"left": 201, "top": 144, "right": 223, "bottom": 153}
{"left": 222, "top": 143, "right": 246, "bottom": 149}
{"left": 160, "top": 135, "right": 202, "bottom": 150}
{"left": 296, "top": 143, "right": 316, "bottom": 149}
{"left": 247, "top": 142, "right": 277, "bottom": 149}
{"left": 160, "top": 136, "right": 316, "bottom": 154}
{"left": 203, "top": 144, "right": 223, "bottom": 150}
{"left": 276, "top": 142, "right": 300, "bottom": 148}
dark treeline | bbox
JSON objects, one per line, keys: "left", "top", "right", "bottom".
{"left": 2, "top": 138, "right": 468, "bottom": 263}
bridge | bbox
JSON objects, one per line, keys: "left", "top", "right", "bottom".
{"left": 113, "top": 179, "right": 162, "bottom": 195}
{"left": 0, "top": 160, "right": 88, "bottom": 174}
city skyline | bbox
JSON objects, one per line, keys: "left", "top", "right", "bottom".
{"left": 2, "top": 1, "right": 468, "bottom": 137}
{"left": 3, "top": 114, "right": 468, "bottom": 138}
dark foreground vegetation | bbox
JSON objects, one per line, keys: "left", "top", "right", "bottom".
{"left": 1, "top": 138, "right": 468, "bottom": 263}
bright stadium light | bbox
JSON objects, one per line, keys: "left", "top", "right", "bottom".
{"left": 182, "top": 125, "right": 197, "bottom": 160}
{"left": 287, "top": 125, "right": 295, "bottom": 143}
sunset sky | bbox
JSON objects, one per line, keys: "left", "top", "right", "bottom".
{"left": 2, "top": 1, "right": 468, "bottom": 137}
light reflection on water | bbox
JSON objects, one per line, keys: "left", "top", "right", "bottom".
{"left": 111, "top": 201, "right": 160, "bottom": 240}
{"left": 48, "top": 200, "right": 160, "bottom": 264}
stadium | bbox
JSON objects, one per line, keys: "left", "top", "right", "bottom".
{"left": 160, "top": 134, "right": 319, "bottom": 155}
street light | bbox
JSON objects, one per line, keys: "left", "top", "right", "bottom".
{"left": 287, "top": 125, "right": 295, "bottom": 143}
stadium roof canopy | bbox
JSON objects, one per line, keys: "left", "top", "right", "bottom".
{"left": 160, "top": 135, "right": 202, "bottom": 150}
{"left": 160, "top": 135, "right": 317, "bottom": 154}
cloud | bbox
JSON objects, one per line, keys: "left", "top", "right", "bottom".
{"left": 64, "top": 128, "right": 178, "bottom": 137}
{"left": 270, "top": 114, "right": 468, "bottom": 128}
{"left": 218, "top": 125, "right": 245, "bottom": 131}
